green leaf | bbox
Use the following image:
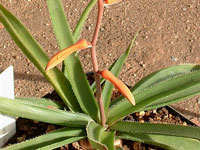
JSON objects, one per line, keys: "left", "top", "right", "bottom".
{"left": 0, "top": 97, "right": 91, "bottom": 127}
{"left": 107, "top": 66, "right": 200, "bottom": 125}
{"left": 136, "top": 64, "right": 200, "bottom": 111}
{"left": 73, "top": 0, "right": 97, "bottom": 41}
{"left": 16, "top": 97, "right": 64, "bottom": 109}
{"left": 36, "top": 137, "right": 84, "bottom": 150}
{"left": 111, "top": 64, "right": 200, "bottom": 106}
{"left": 0, "top": 4, "right": 81, "bottom": 112}
{"left": 110, "top": 121, "right": 200, "bottom": 140}
{"left": 87, "top": 121, "right": 115, "bottom": 150}
{"left": 133, "top": 64, "right": 200, "bottom": 92}
{"left": 46, "top": 0, "right": 74, "bottom": 52}
{"left": 47, "top": 0, "right": 99, "bottom": 122}
{"left": 2, "top": 127, "right": 85, "bottom": 150}
{"left": 118, "top": 132, "right": 200, "bottom": 150}
{"left": 46, "top": 0, "right": 73, "bottom": 76}
{"left": 102, "top": 32, "right": 138, "bottom": 118}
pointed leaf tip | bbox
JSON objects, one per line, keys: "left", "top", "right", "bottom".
{"left": 99, "top": 69, "right": 135, "bottom": 106}
{"left": 45, "top": 39, "right": 91, "bottom": 71}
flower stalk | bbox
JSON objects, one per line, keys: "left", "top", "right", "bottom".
{"left": 90, "top": 0, "right": 106, "bottom": 127}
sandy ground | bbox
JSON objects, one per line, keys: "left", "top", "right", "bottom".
{"left": 0, "top": 0, "right": 199, "bottom": 123}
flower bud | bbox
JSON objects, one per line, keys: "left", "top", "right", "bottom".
{"left": 98, "top": 69, "right": 135, "bottom": 105}
{"left": 45, "top": 39, "right": 92, "bottom": 71}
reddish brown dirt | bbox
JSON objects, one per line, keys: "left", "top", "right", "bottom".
{"left": 0, "top": 0, "right": 199, "bottom": 124}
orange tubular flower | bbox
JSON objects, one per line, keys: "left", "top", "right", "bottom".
{"left": 99, "top": 69, "right": 135, "bottom": 106}
{"left": 45, "top": 39, "right": 92, "bottom": 71}
{"left": 104, "top": 0, "right": 121, "bottom": 5}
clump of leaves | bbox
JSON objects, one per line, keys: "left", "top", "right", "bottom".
{"left": 0, "top": 0, "right": 200, "bottom": 150}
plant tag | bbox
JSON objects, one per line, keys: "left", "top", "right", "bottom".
{"left": 0, "top": 66, "right": 16, "bottom": 147}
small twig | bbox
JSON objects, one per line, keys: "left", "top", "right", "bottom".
{"left": 90, "top": 0, "right": 106, "bottom": 127}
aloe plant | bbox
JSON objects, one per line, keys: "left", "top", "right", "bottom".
{"left": 0, "top": 0, "right": 200, "bottom": 149}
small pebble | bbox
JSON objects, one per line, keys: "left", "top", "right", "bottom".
{"left": 114, "top": 139, "right": 122, "bottom": 148}
{"left": 156, "top": 116, "right": 161, "bottom": 121}
{"left": 183, "top": 122, "right": 187, "bottom": 126}
{"left": 170, "top": 56, "right": 178, "bottom": 62}
{"left": 183, "top": 7, "right": 187, "bottom": 11}
{"left": 17, "top": 134, "right": 26, "bottom": 143}
{"left": 139, "top": 119, "right": 145, "bottom": 123}
{"left": 135, "top": 112, "right": 139, "bottom": 117}
{"left": 148, "top": 117, "right": 154, "bottom": 122}
{"left": 139, "top": 111, "right": 145, "bottom": 117}
{"left": 152, "top": 109, "right": 157, "bottom": 114}
{"left": 146, "top": 110, "right": 151, "bottom": 115}
{"left": 168, "top": 114, "right": 173, "bottom": 118}
{"left": 72, "top": 142, "right": 80, "bottom": 149}
{"left": 197, "top": 98, "right": 200, "bottom": 104}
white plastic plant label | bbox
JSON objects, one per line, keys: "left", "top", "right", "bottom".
{"left": 0, "top": 66, "right": 16, "bottom": 147}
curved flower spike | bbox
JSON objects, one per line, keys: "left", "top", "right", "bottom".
{"left": 104, "top": 0, "right": 121, "bottom": 5}
{"left": 45, "top": 39, "right": 92, "bottom": 71}
{"left": 98, "top": 69, "right": 135, "bottom": 106}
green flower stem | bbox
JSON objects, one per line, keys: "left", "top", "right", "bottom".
{"left": 90, "top": 0, "right": 105, "bottom": 127}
